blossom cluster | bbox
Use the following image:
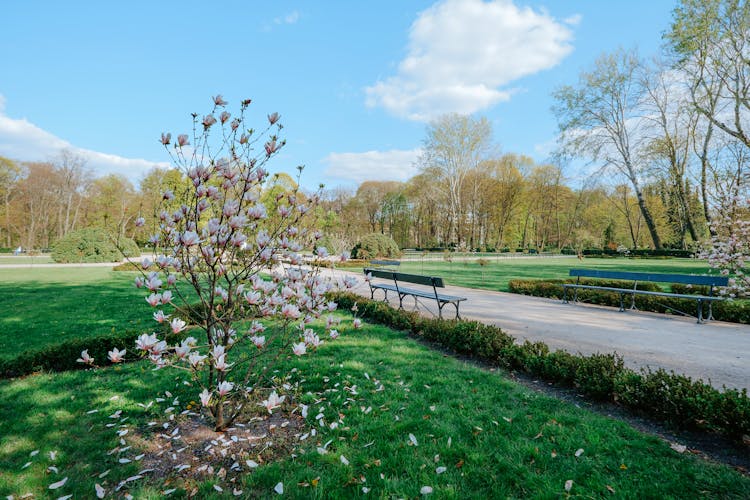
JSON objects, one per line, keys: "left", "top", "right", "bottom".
{"left": 704, "top": 198, "right": 750, "bottom": 297}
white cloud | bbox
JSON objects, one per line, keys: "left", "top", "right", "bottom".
{"left": 0, "top": 101, "right": 168, "bottom": 182}
{"left": 323, "top": 148, "right": 422, "bottom": 184}
{"left": 275, "top": 10, "right": 300, "bottom": 25}
{"left": 365, "top": 0, "right": 576, "bottom": 121}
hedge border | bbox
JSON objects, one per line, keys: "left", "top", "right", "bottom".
{"left": 330, "top": 291, "right": 750, "bottom": 445}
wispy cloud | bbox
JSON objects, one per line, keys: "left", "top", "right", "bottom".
{"left": 275, "top": 10, "right": 300, "bottom": 25}
{"left": 323, "top": 148, "right": 422, "bottom": 184}
{"left": 0, "top": 94, "right": 168, "bottom": 181}
{"left": 366, "top": 0, "right": 577, "bottom": 121}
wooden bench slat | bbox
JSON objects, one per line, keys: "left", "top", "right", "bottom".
{"left": 569, "top": 269, "right": 728, "bottom": 287}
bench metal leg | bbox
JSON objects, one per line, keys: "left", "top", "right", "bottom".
{"left": 619, "top": 292, "right": 625, "bottom": 312}
{"left": 697, "top": 299, "right": 704, "bottom": 324}
{"left": 563, "top": 285, "right": 568, "bottom": 304}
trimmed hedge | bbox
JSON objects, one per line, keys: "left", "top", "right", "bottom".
{"left": 52, "top": 228, "right": 140, "bottom": 263}
{"left": 582, "top": 248, "right": 694, "bottom": 258}
{"left": 330, "top": 291, "right": 750, "bottom": 443}
{"left": 0, "top": 325, "right": 181, "bottom": 379}
{"left": 508, "top": 279, "right": 750, "bottom": 324}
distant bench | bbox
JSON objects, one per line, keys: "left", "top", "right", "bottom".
{"left": 562, "top": 269, "right": 729, "bottom": 323}
{"left": 364, "top": 268, "right": 467, "bottom": 319}
{"left": 369, "top": 259, "right": 401, "bottom": 269}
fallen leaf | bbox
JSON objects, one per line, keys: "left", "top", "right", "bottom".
{"left": 574, "top": 448, "right": 584, "bottom": 457}
{"left": 436, "top": 466, "right": 447, "bottom": 474}
{"left": 340, "top": 455, "right": 350, "bottom": 466}
{"left": 274, "top": 482, "right": 284, "bottom": 494}
{"left": 48, "top": 477, "right": 68, "bottom": 490}
{"left": 564, "top": 480, "right": 573, "bottom": 492}
{"left": 670, "top": 443, "right": 687, "bottom": 453}
{"left": 606, "top": 485, "right": 616, "bottom": 493}
{"left": 420, "top": 486, "right": 433, "bottom": 495}
{"left": 409, "top": 433, "right": 418, "bottom": 446}
{"left": 95, "top": 484, "right": 106, "bottom": 498}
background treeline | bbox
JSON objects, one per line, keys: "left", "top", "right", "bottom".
{"left": 1, "top": 1, "right": 747, "bottom": 255}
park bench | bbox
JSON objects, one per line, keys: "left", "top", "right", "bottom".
{"left": 562, "top": 269, "right": 729, "bottom": 323}
{"left": 369, "top": 259, "right": 401, "bottom": 269}
{"left": 364, "top": 268, "right": 467, "bottom": 319}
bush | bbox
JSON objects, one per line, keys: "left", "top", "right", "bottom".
{"left": 351, "top": 233, "right": 400, "bottom": 260}
{"left": 328, "top": 291, "right": 750, "bottom": 444}
{"left": 52, "top": 228, "right": 140, "bottom": 263}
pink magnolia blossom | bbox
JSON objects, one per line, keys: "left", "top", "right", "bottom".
{"left": 264, "top": 139, "right": 277, "bottom": 156}
{"left": 161, "top": 290, "right": 173, "bottom": 304}
{"left": 77, "top": 350, "right": 94, "bottom": 364}
{"left": 160, "top": 132, "right": 172, "bottom": 145}
{"left": 188, "top": 352, "right": 207, "bottom": 368}
{"left": 249, "top": 320, "right": 265, "bottom": 334}
{"left": 353, "top": 318, "right": 362, "bottom": 329}
{"left": 108, "top": 348, "right": 126, "bottom": 363}
{"left": 200, "top": 389, "right": 211, "bottom": 406}
{"left": 213, "top": 94, "right": 228, "bottom": 106}
{"left": 260, "top": 390, "right": 285, "bottom": 413}
{"left": 170, "top": 318, "right": 187, "bottom": 334}
{"left": 135, "top": 333, "right": 159, "bottom": 352}
{"left": 152, "top": 310, "right": 169, "bottom": 323}
{"left": 217, "top": 380, "right": 234, "bottom": 396}
{"left": 203, "top": 114, "right": 217, "bottom": 129}
{"left": 220, "top": 111, "right": 231, "bottom": 124}
{"left": 177, "top": 134, "right": 190, "bottom": 147}
{"left": 251, "top": 335, "right": 266, "bottom": 348}
{"left": 135, "top": 216, "right": 145, "bottom": 227}
{"left": 146, "top": 293, "right": 162, "bottom": 307}
{"left": 329, "top": 329, "right": 340, "bottom": 340}
{"left": 292, "top": 342, "right": 307, "bottom": 356}
{"left": 181, "top": 231, "right": 201, "bottom": 247}
{"left": 281, "top": 303, "right": 301, "bottom": 320}
{"left": 134, "top": 277, "right": 144, "bottom": 288}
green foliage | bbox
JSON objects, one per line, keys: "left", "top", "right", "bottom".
{"left": 351, "top": 233, "right": 400, "bottom": 260}
{"left": 51, "top": 228, "right": 140, "bottom": 263}
{"left": 330, "top": 291, "right": 750, "bottom": 444}
{"left": 583, "top": 248, "right": 694, "bottom": 258}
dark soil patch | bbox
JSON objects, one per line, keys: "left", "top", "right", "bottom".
{"left": 129, "top": 409, "right": 305, "bottom": 495}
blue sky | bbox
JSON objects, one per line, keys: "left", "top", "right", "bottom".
{"left": 0, "top": 0, "right": 676, "bottom": 190}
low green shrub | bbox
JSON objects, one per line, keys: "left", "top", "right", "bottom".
{"left": 0, "top": 327, "right": 183, "bottom": 379}
{"left": 329, "top": 291, "right": 750, "bottom": 444}
{"left": 351, "top": 233, "right": 401, "bottom": 260}
{"left": 52, "top": 228, "right": 140, "bottom": 263}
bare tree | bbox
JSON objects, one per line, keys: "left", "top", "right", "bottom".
{"left": 553, "top": 49, "right": 663, "bottom": 248}
{"left": 418, "top": 114, "right": 494, "bottom": 246}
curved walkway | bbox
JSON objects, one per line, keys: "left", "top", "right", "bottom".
{"left": 340, "top": 272, "right": 750, "bottom": 391}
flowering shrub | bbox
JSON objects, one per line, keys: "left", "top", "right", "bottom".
{"left": 78, "top": 95, "right": 356, "bottom": 431}
{"left": 704, "top": 199, "right": 750, "bottom": 298}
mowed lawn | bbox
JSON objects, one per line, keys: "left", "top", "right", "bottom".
{"left": 394, "top": 257, "right": 712, "bottom": 292}
{"left": 0, "top": 267, "right": 151, "bottom": 360}
{"left": 1, "top": 318, "right": 749, "bottom": 498}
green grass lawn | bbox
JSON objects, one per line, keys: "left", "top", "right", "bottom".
{"left": 1, "top": 319, "right": 748, "bottom": 498}
{"left": 0, "top": 255, "right": 54, "bottom": 265}
{"left": 393, "top": 257, "right": 712, "bottom": 292}
{"left": 0, "top": 267, "right": 152, "bottom": 360}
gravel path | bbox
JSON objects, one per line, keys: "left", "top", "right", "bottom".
{"left": 339, "top": 271, "right": 750, "bottom": 391}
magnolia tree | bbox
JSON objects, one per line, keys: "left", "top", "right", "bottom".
{"left": 705, "top": 198, "right": 750, "bottom": 297}
{"left": 78, "top": 95, "right": 357, "bottom": 431}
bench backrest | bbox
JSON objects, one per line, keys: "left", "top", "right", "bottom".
{"left": 569, "top": 269, "right": 728, "bottom": 287}
{"left": 364, "top": 268, "right": 445, "bottom": 288}
{"left": 370, "top": 259, "right": 401, "bottom": 268}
